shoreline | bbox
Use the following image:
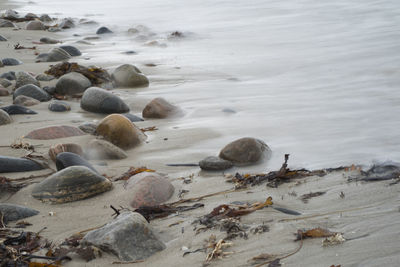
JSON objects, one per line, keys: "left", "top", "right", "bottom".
{"left": 0, "top": 4, "right": 400, "bottom": 267}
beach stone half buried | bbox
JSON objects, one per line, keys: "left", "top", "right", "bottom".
{"left": 126, "top": 172, "right": 175, "bottom": 208}
{"left": 59, "top": 45, "right": 81, "bottom": 56}
{"left": 0, "top": 72, "right": 16, "bottom": 81}
{"left": 111, "top": 64, "right": 149, "bottom": 88}
{"left": 48, "top": 100, "right": 71, "bottom": 112}
{"left": 13, "top": 95, "right": 40, "bottom": 106}
{"left": 0, "top": 20, "right": 16, "bottom": 28}
{"left": 40, "top": 37, "right": 60, "bottom": 44}
{"left": 2, "top": 58, "right": 22, "bottom": 66}
{"left": 31, "top": 166, "right": 112, "bottom": 203}
{"left": 49, "top": 143, "right": 83, "bottom": 162}
{"left": 82, "top": 212, "right": 165, "bottom": 261}
{"left": 199, "top": 156, "right": 233, "bottom": 171}
{"left": 0, "top": 204, "right": 39, "bottom": 223}
{"left": 25, "top": 20, "right": 45, "bottom": 30}
{"left": 0, "top": 78, "right": 12, "bottom": 87}
{"left": 13, "top": 84, "right": 50, "bottom": 102}
{"left": 15, "top": 71, "right": 40, "bottom": 88}
{"left": 0, "top": 109, "right": 12, "bottom": 125}
{"left": 85, "top": 139, "right": 127, "bottom": 160}
{"left": 96, "top": 26, "right": 113, "bottom": 34}
{"left": 96, "top": 114, "right": 147, "bottom": 149}
{"left": 55, "top": 72, "right": 91, "bottom": 95}
{"left": 56, "top": 152, "right": 97, "bottom": 173}
{"left": 142, "top": 97, "right": 180, "bottom": 119}
{"left": 0, "top": 34, "right": 7, "bottom": 41}
{"left": 0, "top": 155, "right": 44, "bottom": 173}
{"left": 24, "top": 125, "right": 86, "bottom": 140}
{"left": 36, "top": 47, "right": 71, "bottom": 62}
{"left": 0, "top": 87, "right": 9, "bottom": 96}
{"left": 219, "top": 137, "right": 271, "bottom": 165}
{"left": 78, "top": 122, "right": 97, "bottom": 135}
{"left": 80, "top": 87, "right": 129, "bottom": 114}
{"left": 1, "top": 104, "right": 37, "bottom": 115}
{"left": 122, "top": 113, "right": 143, "bottom": 122}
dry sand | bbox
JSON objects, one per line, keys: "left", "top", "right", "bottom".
{"left": 0, "top": 5, "right": 399, "bottom": 267}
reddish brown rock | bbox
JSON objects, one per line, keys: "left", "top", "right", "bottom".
{"left": 142, "top": 97, "right": 179, "bottom": 119}
{"left": 25, "top": 125, "right": 86, "bottom": 140}
{"left": 126, "top": 173, "right": 175, "bottom": 208}
{"left": 219, "top": 137, "right": 271, "bottom": 165}
{"left": 96, "top": 114, "right": 146, "bottom": 149}
{"left": 48, "top": 143, "right": 84, "bottom": 162}
{"left": 0, "top": 86, "right": 9, "bottom": 96}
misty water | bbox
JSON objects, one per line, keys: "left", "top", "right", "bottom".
{"left": 17, "top": 0, "right": 400, "bottom": 169}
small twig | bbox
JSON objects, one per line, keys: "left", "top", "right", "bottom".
{"left": 112, "top": 260, "right": 145, "bottom": 264}
{"left": 110, "top": 205, "right": 120, "bottom": 218}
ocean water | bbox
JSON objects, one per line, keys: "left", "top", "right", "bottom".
{"left": 14, "top": 0, "right": 400, "bottom": 169}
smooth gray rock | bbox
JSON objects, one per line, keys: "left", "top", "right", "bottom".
{"left": 2, "top": 58, "right": 22, "bottom": 66}
{"left": 25, "top": 13, "right": 38, "bottom": 20}
{"left": 0, "top": 34, "right": 7, "bottom": 41}
{"left": 0, "top": 71, "right": 16, "bottom": 80}
{"left": 81, "top": 87, "right": 129, "bottom": 114}
{"left": 0, "top": 19, "right": 16, "bottom": 28}
{"left": 32, "top": 166, "right": 112, "bottom": 203}
{"left": 82, "top": 212, "right": 165, "bottom": 261}
{"left": 199, "top": 156, "right": 233, "bottom": 171}
{"left": 14, "top": 84, "right": 50, "bottom": 102}
{"left": 219, "top": 137, "right": 271, "bottom": 165}
{"left": 56, "top": 152, "right": 97, "bottom": 173}
{"left": 111, "top": 64, "right": 149, "bottom": 88}
{"left": 0, "top": 78, "right": 12, "bottom": 87}
{"left": 36, "top": 74, "right": 55, "bottom": 81}
{"left": 39, "top": 37, "right": 60, "bottom": 44}
{"left": 1, "top": 104, "right": 37, "bottom": 115}
{"left": 0, "top": 155, "right": 44, "bottom": 173}
{"left": 13, "top": 95, "right": 40, "bottom": 106}
{"left": 96, "top": 26, "right": 113, "bottom": 34}
{"left": 15, "top": 71, "right": 40, "bottom": 88}
{"left": 3, "top": 10, "right": 19, "bottom": 20}
{"left": 59, "top": 18, "right": 75, "bottom": 29}
{"left": 78, "top": 122, "right": 97, "bottom": 134}
{"left": 48, "top": 100, "right": 71, "bottom": 112}
{"left": 55, "top": 72, "right": 91, "bottom": 95}
{"left": 36, "top": 47, "right": 71, "bottom": 62}
{"left": 39, "top": 14, "right": 52, "bottom": 22}
{"left": 0, "top": 109, "right": 12, "bottom": 125}
{"left": 43, "top": 86, "right": 56, "bottom": 95}
{"left": 85, "top": 139, "right": 128, "bottom": 160}
{"left": 59, "top": 45, "right": 81, "bottom": 56}
{"left": 0, "top": 204, "right": 39, "bottom": 223}
{"left": 25, "top": 20, "right": 45, "bottom": 30}
{"left": 122, "top": 113, "right": 143, "bottom": 122}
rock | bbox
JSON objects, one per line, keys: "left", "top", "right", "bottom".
{"left": 15, "top": 71, "right": 40, "bottom": 88}
{"left": 111, "top": 64, "right": 149, "bottom": 88}
{"left": 78, "top": 122, "right": 97, "bottom": 135}
{"left": 0, "top": 109, "right": 12, "bottom": 125}
{"left": 25, "top": 20, "right": 45, "bottom": 30}
{"left": 32, "top": 166, "right": 112, "bottom": 203}
{"left": 59, "top": 45, "right": 81, "bottom": 56}
{"left": 13, "top": 95, "right": 40, "bottom": 106}
{"left": 127, "top": 172, "right": 175, "bottom": 208}
{"left": 36, "top": 47, "right": 71, "bottom": 62}
{"left": 43, "top": 86, "right": 56, "bottom": 95}
{"left": 0, "top": 87, "right": 9, "bottom": 96}
{"left": 49, "top": 143, "right": 84, "bottom": 162}
{"left": 39, "top": 37, "right": 60, "bottom": 44}
{"left": 0, "top": 60, "right": 3, "bottom": 67}
{"left": 59, "top": 18, "right": 75, "bottom": 29}
{"left": 2, "top": 58, "right": 22, "bottom": 66}
{"left": 199, "top": 156, "right": 233, "bottom": 171}
{"left": 1, "top": 104, "right": 37, "bottom": 115}
{"left": 96, "top": 114, "right": 146, "bottom": 149}
{"left": 56, "top": 152, "right": 97, "bottom": 173}
{"left": 14, "top": 84, "right": 50, "bottom": 102}
{"left": 3, "top": 10, "right": 19, "bottom": 20}
{"left": 25, "top": 125, "right": 86, "bottom": 140}
{"left": 79, "top": 19, "right": 98, "bottom": 25}
{"left": 142, "top": 97, "right": 179, "bottom": 119}
{"left": 96, "top": 26, "right": 113, "bottom": 34}
{"left": 0, "top": 34, "right": 7, "bottom": 41}
{"left": 122, "top": 113, "right": 144, "bottom": 122}
{"left": 0, "top": 155, "right": 44, "bottom": 173}
{"left": 48, "top": 100, "right": 71, "bottom": 112}
{"left": 122, "top": 50, "right": 136, "bottom": 55}
{"left": 25, "top": 13, "right": 38, "bottom": 20}
{"left": 55, "top": 72, "right": 91, "bottom": 95}
{"left": 39, "top": 14, "right": 52, "bottom": 22}
{"left": 36, "top": 74, "right": 55, "bottom": 81}
{"left": 0, "top": 204, "right": 39, "bottom": 223}
{"left": 127, "top": 28, "right": 139, "bottom": 34}
{"left": 0, "top": 78, "right": 12, "bottom": 87}
{"left": 82, "top": 212, "right": 165, "bottom": 261}
{"left": 0, "top": 19, "right": 16, "bottom": 28}
{"left": 80, "top": 87, "right": 129, "bottom": 114}
{"left": 0, "top": 72, "right": 16, "bottom": 80}
{"left": 219, "top": 137, "right": 271, "bottom": 165}
{"left": 85, "top": 139, "right": 128, "bottom": 160}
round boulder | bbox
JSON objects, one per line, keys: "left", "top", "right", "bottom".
{"left": 48, "top": 100, "right": 71, "bottom": 112}
{"left": 59, "top": 45, "right": 81, "bottom": 56}
{"left": 56, "top": 152, "right": 97, "bottom": 173}
{"left": 111, "top": 64, "right": 149, "bottom": 88}
{"left": 96, "top": 114, "right": 147, "bottom": 149}
{"left": 0, "top": 109, "right": 12, "bottom": 125}
{"left": 55, "top": 72, "right": 91, "bottom": 95}
{"left": 0, "top": 19, "right": 16, "bottom": 28}
{"left": 49, "top": 143, "right": 84, "bottom": 162}
{"left": 199, "top": 156, "right": 233, "bottom": 171}
{"left": 85, "top": 139, "right": 128, "bottom": 160}
{"left": 25, "top": 20, "right": 45, "bottom": 30}
{"left": 0, "top": 87, "right": 9, "bottom": 96}
{"left": 96, "top": 26, "right": 113, "bottom": 34}
{"left": 59, "top": 18, "right": 75, "bottom": 29}
{"left": 142, "top": 97, "right": 179, "bottom": 119}
{"left": 13, "top": 95, "right": 40, "bottom": 106}
{"left": 39, "top": 14, "right": 52, "bottom": 22}
{"left": 13, "top": 84, "right": 50, "bottom": 102}
{"left": 15, "top": 71, "right": 40, "bottom": 88}
{"left": 81, "top": 87, "right": 129, "bottom": 114}
{"left": 126, "top": 172, "right": 175, "bottom": 208}
{"left": 40, "top": 37, "right": 60, "bottom": 44}
{"left": 31, "top": 166, "right": 112, "bottom": 203}
{"left": 219, "top": 137, "right": 271, "bottom": 165}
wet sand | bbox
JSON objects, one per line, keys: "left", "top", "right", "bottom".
{"left": 0, "top": 5, "right": 400, "bottom": 267}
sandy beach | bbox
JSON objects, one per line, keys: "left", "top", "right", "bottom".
{"left": 1, "top": 2, "right": 400, "bottom": 267}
